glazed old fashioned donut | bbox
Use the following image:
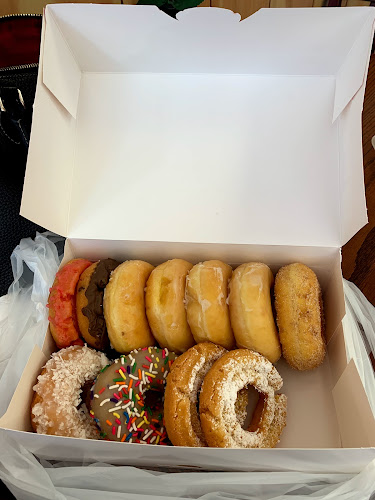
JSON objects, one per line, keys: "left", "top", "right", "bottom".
{"left": 47, "top": 259, "right": 92, "bottom": 349}
{"left": 229, "top": 263, "right": 281, "bottom": 363}
{"left": 145, "top": 259, "right": 195, "bottom": 354}
{"left": 31, "top": 345, "right": 108, "bottom": 438}
{"left": 90, "top": 347, "right": 176, "bottom": 443}
{"left": 164, "top": 342, "right": 227, "bottom": 447}
{"left": 185, "top": 261, "right": 235, "bottom": 350}
{"left": 274, "top": 263, "right": 325, "bottom": 371}
{"left": 104, "top": 260, "right": 155, "bottom": 353}
{"left": 76, "top": 259, "right": 120, "bottom": 350}
{"left": 199, "top": 349, "right": 286, "bottom": 448}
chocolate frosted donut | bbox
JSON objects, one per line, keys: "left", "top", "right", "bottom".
{"left": 91, "top": 346, "right": 177, "bottom": 443}
{"left": 76, "top": 259, "right": 120, "bottom": 350}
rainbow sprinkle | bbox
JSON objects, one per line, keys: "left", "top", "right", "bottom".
{"left": 91, "top": 347, "right": 175, "bottom": 445}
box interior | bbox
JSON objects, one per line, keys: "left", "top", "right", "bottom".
{"left": 2, "top": 240, "right": 374, "bottom": 452}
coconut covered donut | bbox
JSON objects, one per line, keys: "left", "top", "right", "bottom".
{"left": 31, "top": 345, "right": 109, "bottom": 438}
{"left": 164, "top": 342, "right": 227, "bottom": 447}
{"left": 199, "top": 349, "right": 287, "bottom": 448}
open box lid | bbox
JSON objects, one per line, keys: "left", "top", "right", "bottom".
{"left": 21, "top": 5, "right": 375, "bottom": 247}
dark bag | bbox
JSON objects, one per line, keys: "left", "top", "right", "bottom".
{"left": 0, "top": 14, "right": 45, "bottom": 296}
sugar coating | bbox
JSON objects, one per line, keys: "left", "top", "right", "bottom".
{"left": 274, "top": 263, "right": 325, "bottom": 371}
{"left": 200, "top": 350, "right": 285, "bottom": 448}
{"left": 32, "top": 345, "right": 108, "bottom": 438}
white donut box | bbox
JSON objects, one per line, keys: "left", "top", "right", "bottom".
{"left": 1, "top": 3, "right": 375, "bottom": 473}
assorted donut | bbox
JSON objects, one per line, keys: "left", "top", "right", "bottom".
{"left": 32, "top": 256, "right": 326, "bottom": 449}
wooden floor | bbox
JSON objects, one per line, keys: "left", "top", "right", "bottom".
{"left": 342, "top": 54, "right": 375, "bottom": 306}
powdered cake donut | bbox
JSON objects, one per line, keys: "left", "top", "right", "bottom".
{"left": 199, "top": 349, "right": 286, "bottom": 448}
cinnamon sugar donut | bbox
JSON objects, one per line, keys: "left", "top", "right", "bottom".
{"left": 164, "top": 342, "right": 226, "bottom": 447}
{"left": 199, "top": 349, "right": 286, "bottom": 448}
{"left": 31, "top": 345, "right": 108, "bottom": 438}
{"left": 274, "top": 263, "right": 325, "bottom": 370}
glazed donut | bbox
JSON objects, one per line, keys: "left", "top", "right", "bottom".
{"left": 76, "top": 259, "right": 120, "bottom": 350}
{"left": 274, "top": 263, "right": 325, "bottom": 370}
{"left": 31, "top": 345, "right": 108, "bottom": 438}
{"left": 199, "top": 349, "right": 286, "bottom": 448}
{"left": 104, "top": 260, "right": 155, "bottom": 353}
{"left": 90, "top": 346, "right": 176, "bottom": 443}
{"left": 47, "top": 259, "right": 92, "bottom": 349}
{"left": 164, "top": 342, "right": 226, "bottom": 447}
{"left": 145, "top": 259, "right": 195, "bottom": 354}
{"left": 228, "top": 263, "right": 281, "bottom": 363}
{"left": 185, "top": 261, "right": 235, "bottom": 350}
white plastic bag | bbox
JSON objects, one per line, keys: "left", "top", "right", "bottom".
{"left": 0, "top": 232, "right": 64, "bottom": 418}
{"left": 0, "top": 432, "right": 375, "bottom": 500}
{"left": 1, "top": 238, "right": 375, "bottom": 499}
{"left": 342, "top": 279, "right": 375, "bottom": 417}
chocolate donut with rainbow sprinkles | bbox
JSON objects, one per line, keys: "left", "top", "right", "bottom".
{"left": 90, "top": 346, "right": 177, "bottom": 443}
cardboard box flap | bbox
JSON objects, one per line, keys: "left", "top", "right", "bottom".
{"left": 21, "top": 5, "right": 374, "bottom": 245}
{"left": 43, "top": 8, "right": 81, "bottom": 119}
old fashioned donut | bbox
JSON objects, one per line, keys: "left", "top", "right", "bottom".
{"left": 145, "top": 259, "right": 195, "bottom": 354}
{"left": 47, "top": 259, "right": 92, "bottom": 349}
{"left": 185, "top": 261, "right": 235, "bottom": 350}
{"left": 229, "top": 263, "right": 281, "bottom": 363}
{"left": 90, "top": 347, "right": 176, "bottom": 443}
{"left": 31, "top": 345, "right": 108, "bottom": 438}
{"left": 104, "top": 260, "right": 155, "bottom": 353}
{"left": 76, "top": 259, "right": 120, "bottom": 350}
{"left": 274, "top": 263, "right": 325, "bottom": 370}
{"left": 164, "top": 342, "right": 227, "bottom": 447}
{"left": 199, "top": 349, "right": 286, "bottom": 448}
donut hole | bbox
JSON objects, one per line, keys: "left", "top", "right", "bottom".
{"left": 236, "top": 386, "right": 261, "bottom": 430}
{"left": 80, "top": 379, "right": 95, "bottom": 411}
{"left": 143, "top": 389, "right": 165, "bottom": 430}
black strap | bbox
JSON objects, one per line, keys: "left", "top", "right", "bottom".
{"left": 0, "top": 87, "right": 32, "bottom": 148}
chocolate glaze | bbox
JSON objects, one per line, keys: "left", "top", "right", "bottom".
{"left": 82, "top": 258, "right": 119, "bottom": 348}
